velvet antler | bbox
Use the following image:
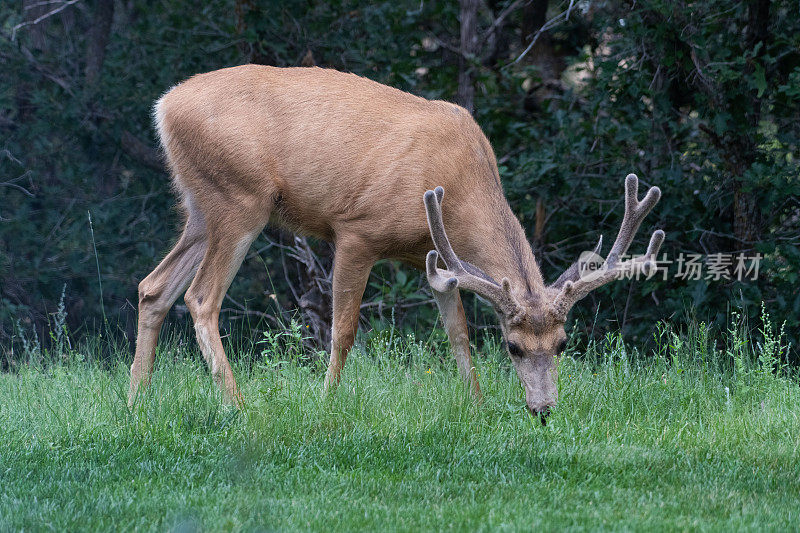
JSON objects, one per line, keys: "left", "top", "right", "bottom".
{"left": 423, "top": 187, "right": 519, "bottom": 317}
{"left": 550, "top": 174, "right": 665, "bottom": 318}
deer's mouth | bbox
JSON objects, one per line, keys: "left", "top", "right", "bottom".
{"left": 526, "top": 404, "right": 552, "bottom": 425}
{"left": 539, "top": 407, "right": 550, "bottom": 425}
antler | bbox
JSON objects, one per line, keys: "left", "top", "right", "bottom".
{"left": 551, "top": 174, "right": 665, "bottom": 317}
{"left": 423, "top": 187, "right": 519, "bottom": 317}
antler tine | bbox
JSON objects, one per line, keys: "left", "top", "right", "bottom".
{"left": 640, "top": 229, "right": 666, "bottom": 275}
{"left": 423, "top": 187, "right": 463, "bottom": 274}
{"left": 606, "top": 174, "right": 661, "bottom": 266}
{"left": 426, "top": 250, "right": 458, "bottom": 293}
{"left": 423, "top": 187, "right": 519, "bottom": 316}
{"left": 551, "top": 174, "right": 665, "bottom": 317}
{"left": 551, "top": 234, "right": 603, "bottom": 290}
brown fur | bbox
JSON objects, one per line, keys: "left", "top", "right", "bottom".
{"left": 128, "top": 65, "right": 663, "bottom": 416}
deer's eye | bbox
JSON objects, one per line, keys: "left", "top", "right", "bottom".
{"left": 556, "top": 339, "right": 568, "bottom": 354}
{"left": 507, "top": 342, "right": 523, "bottom": 357}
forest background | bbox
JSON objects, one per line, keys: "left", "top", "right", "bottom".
{"left": 1, "top": 0, "right": 798, "bottom": 362}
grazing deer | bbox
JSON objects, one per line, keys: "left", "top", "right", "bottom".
{"left": 129, "top": 65, "right": 664, "bottom": 417}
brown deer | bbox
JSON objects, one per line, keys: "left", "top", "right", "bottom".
{"left": 129, "top": 65, "right": 664, "bottom": 418}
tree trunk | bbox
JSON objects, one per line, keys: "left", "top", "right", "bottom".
{"left": 84, "top": 0, "right": 115, "bottom": 90}
{"left": 457, "top": 0, "right": 480, "bottom": 114}
{"left": 730, "top": 0, "right": 770, "bottom": 245}
{"left": 733, "top": 182, "right": 760, "bottom": 244}
{"left": 521, "top": 0, "right": 548, "bottom": 49}
{"left": 483, "top": 0, "right": 512, "bottom": 66}
{"left": 235, "top": 0, "right": 256, "bottom": 62}
{"left": 521, "top": 0, "right": 565, "bottom": 82}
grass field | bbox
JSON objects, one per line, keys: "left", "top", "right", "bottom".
{"left": 1, "top": 317, "right": 799, "bottom": 531}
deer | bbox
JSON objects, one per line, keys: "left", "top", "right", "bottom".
{"left": 129, "top": 65, "right": 665, "bottom": 419}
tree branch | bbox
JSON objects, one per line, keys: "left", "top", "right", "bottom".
{"left": 11, "top": 0, "right": 81, "bottom": 41}
{"left": 479, "top": 0, "right": 526, "bottom": 48}
{"left": 511, "top": 0, "right": 574, "bottom": 65}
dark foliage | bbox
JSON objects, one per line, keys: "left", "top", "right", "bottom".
{"left": 1, "top": 0, "right": 798, "bottom": 359}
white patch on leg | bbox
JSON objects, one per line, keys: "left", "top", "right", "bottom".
{"left": 223, "top": 231, "right": 257, "bottom": 289}
{"left": 194, "top": 322, "right": 219, "bottom": 376}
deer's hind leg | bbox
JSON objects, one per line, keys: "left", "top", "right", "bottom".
{"left": 183, "top": 205, "right": 269, "bottom": 405}
{"left": 129, "top": 204, "right": 207, "bottom": 405}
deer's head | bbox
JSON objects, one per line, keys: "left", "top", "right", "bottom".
{"left": 424, "top": 174, "right": 664, "bottom": 421}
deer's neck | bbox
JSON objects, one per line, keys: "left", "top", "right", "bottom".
{"left": 463, "top": 200, "right": 545, "bottom": 294}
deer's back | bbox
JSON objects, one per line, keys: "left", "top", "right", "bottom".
{"left": 156, "top": 65, "right": 504, "bottom": 258}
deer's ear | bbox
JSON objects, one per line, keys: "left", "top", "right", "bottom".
{"left": 550, "top": 236, "right": 603, "bottom": 289}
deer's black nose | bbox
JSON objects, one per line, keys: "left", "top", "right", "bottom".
{"left": 527, "top": 405, "right": 551, "bottom": 425}
{"left": 538, "top": 407, "right": 551, "bottom": 425}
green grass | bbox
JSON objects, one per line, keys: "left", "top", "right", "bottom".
{"left": 1, "top": 319, "right": 799, "bottom": 531}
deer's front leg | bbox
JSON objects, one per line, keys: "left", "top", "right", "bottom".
{"left": 432, "top": 289, "right": 482, "bottom": 399}
{"left": 323, "top": 237, "right": 374, "bottom": 393}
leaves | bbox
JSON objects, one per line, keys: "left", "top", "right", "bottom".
{"left": 1, "top": 0, "right": 798, "bottom": 359}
